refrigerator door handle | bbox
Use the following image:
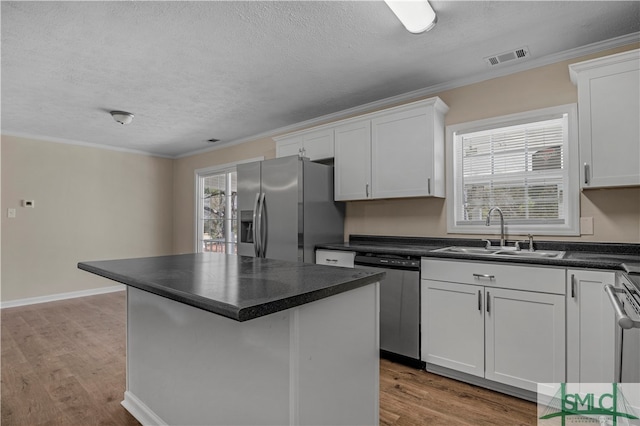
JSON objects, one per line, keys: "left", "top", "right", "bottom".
{"left": 257, "top": 193, "right": 266, "bottom": 258}
{"left": 252, "top": 193, "right": 261, "bottom": 257}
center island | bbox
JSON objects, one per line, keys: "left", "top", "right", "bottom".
{"left": 78, "top": 253, "right": 384, "bottom": 426}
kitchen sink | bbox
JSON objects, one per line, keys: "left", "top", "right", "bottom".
{"left": 432, "top": 246, "right": 565, "bottom": 259}
{"left": 433, "top": 246, "right": 502, "bottom": 255}
{"left": 493, "top": 250, "right": 566, "bottom": 259}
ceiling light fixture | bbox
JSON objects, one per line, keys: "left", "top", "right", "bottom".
{"left": 384, "top": 0, "right": 437, "bottom": 34}
{"left": 110, "top": 110, "right": 134, "bottom": 125}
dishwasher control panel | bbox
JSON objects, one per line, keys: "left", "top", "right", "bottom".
{"left": 377, "top": 258, "right": 420, "bottom": 268}
{"left": 354, "top": 254, "right": 420, "bottom": 270}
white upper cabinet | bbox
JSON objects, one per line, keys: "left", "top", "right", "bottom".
{"left": 275, "top": 128, "right": 334, "bottom": 162}
{"left": 276, "top": 134, "right": 304, "bottom": 158}
{"left": 371, "top": 102, "right": 446, "bottom": 198}
{"left": 276, "top": 97, "right": 448, "bottom": 200}
{"left": 334, "top": 120, "right": 371, "bottom": 200}
{"left": 335, "top": 97, "right": 449, "bottom": 201}
{"left": 569, "top": 49, "right": 640, "bottom": 188}
{"left": 302, "top": 128, "right": 334, "bottom": 160}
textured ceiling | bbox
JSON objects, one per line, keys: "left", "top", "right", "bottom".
{"left": 2, "top": 1, "right": 639, "bottom": 158}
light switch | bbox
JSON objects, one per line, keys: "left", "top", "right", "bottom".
{"left": 7, "top": 208, "right": 16, "bottom": 218}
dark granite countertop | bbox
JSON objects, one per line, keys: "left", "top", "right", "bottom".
{"left": 78, "top": 253, "right": 384, "bottom": 322}
{"left": 317, "top": 235, "right": 640, "bottom": 274}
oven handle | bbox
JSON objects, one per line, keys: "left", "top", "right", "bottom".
{"left": 604, "top": 285, "right": 640, "bottom": 329}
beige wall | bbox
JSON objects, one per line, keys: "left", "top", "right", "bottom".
{"left": 342, "top": 188, "right": 640, "bottom": 243}
{"left": 172, "top": 138, "right": 275, "bottom": 254}
{"left": 1, "top": 135, "right": 174, "bottom": 302}
{"left": 3, "top": 44, "right": 638, "bottom": 303}
{"left": 345, "top": 44, "right": 640, "bottom": 243}
{"left": 172, "top": 44, "right": 639, "bottom": 245}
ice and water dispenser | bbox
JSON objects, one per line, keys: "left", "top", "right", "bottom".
{"left": 240, "top": 210, "right": 254, "bottom": 244}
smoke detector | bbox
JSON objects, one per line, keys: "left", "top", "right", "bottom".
{"left": 110, "top": 111, "right": 134, "bottom": 125}
{"left": 484, "top": 47, "right": 530, "bottom": 66}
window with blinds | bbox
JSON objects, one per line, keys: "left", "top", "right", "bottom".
{"left": 447, "top": 105, "right": 579, "bottom": 236}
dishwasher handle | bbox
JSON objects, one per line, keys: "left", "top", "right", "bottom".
{"left": 604, "top": 285, "right": 640, "bottom": 329}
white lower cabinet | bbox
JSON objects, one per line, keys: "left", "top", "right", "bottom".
{"left": 421, "top": 259, "right": 566, "bottom": 393}
{"left": 484, "top": 287, "right": 565, "bottom": 392}
{"left": 315, "top": 249, "right": 355, "bottom": 268}
{"left": 422, "top": 280, "right": 485, "bottom": 377}
{"left": 566, "top": 269, "right": 616, "bottom": 383}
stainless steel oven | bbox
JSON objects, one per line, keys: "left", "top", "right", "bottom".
{"left": 605, "top": 273, "right": 640, "bottom": 383}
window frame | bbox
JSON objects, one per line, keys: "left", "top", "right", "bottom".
{"left": 194, "top": 157, "right": 263, "bottom": 253}
{"left": 445, "top": 104, "right": 580, "bottom": 237}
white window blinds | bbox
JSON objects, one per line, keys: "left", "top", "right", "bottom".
{"left": 454, "top": 115, "right": 568, "bottom": 226}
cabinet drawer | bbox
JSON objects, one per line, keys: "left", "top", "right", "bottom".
{"left": 421, "top": 258, "right": 565, "bottom": 294}
{"left": 316, "top": 250, "right": 355, "bottom": 268}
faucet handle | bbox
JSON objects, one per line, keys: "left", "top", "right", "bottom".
{"left": 484, "top": 239, "right": 492, "bottom": 249}
{"left": 528, "top": 234, "right": 534, "bottom": 252}
{"left": 515, "top": 241, "right": 522, "bottom": 251}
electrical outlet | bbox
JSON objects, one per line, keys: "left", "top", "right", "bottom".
{"left": 580, "top": 217, "right": 594, "bottom": 235}
{"left": 8, "top": 208, "right": 16, "bottom": 218}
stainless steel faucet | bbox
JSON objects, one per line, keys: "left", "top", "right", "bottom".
{"left": 486, "top": 207, "right": 505, "bottom": 247}
{"left": 515, "top": 234, "right": 535, "bottom": 252}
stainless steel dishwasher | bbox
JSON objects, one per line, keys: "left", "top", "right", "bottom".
{"left": 354, "top": 253, "right": 423, "bottom": 368}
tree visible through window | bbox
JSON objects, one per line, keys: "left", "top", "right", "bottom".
{"left": 198, "top": 170, "right": 237, "bottom": 254}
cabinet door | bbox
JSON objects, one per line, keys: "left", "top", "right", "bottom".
{"left": 421, "top": 280, "right": 484, "bottom": 377}
{"left": 583, "top": 68, "right": 640, "bottom": 187}
{"left": 302, "top": 129, "right": 334, "bottom": 161}
{"left": 276, "top": 135, "right": 302, "bottom": 158}
{"left": 574, "top": 51, "right": 640, "bottom": 188}
{"left": 334, "top": 120, "right": 371, "bottom": 201}
{"left": 485, "top": 288, "right": 565, "bottom": 392}
{"left": 315, "top": 250, "right": 355, "bottom": 268}
{"left": 566, "top": 269, "right": 616, "bottom": 383}
{"left": 371, "top": 107, "right": 435, "bottom": 199}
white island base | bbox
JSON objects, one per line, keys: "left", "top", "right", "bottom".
{"left": 122, "top": 284, "right": 380, "bottom": 426}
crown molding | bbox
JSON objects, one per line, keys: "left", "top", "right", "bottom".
{"left": 6, "top": 32, "right": 639, "bottom": 160}
{"left": 177, "top": 32, "right": 639, "bottom": 158}
{"left": 1, "top": 130, "right": 174, "bottom": 159}
{"left": 569, "top": 48, "right": 639, "bottom": 84}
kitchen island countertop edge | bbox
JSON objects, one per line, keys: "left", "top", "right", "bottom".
{"left": 78, "top": 253, "right": 384, "bottom": 322}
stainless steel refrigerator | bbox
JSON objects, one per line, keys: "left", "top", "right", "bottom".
{"left": 237, "top": 156, "right": 344, "bottom": 263}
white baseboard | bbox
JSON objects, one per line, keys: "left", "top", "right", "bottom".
{"left": 1, "top": 285, "right": 125, "bottom": 309}
{"left": 122, "top": 391, "right": 167, "bottom": 426}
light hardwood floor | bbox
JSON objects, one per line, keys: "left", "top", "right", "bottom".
{"left": 1, "top": 291, "right": 536, "bottom": 425}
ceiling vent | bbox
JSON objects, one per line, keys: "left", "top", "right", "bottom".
{"left": 484, "top": 47, "right": 530, "bottom": 66}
